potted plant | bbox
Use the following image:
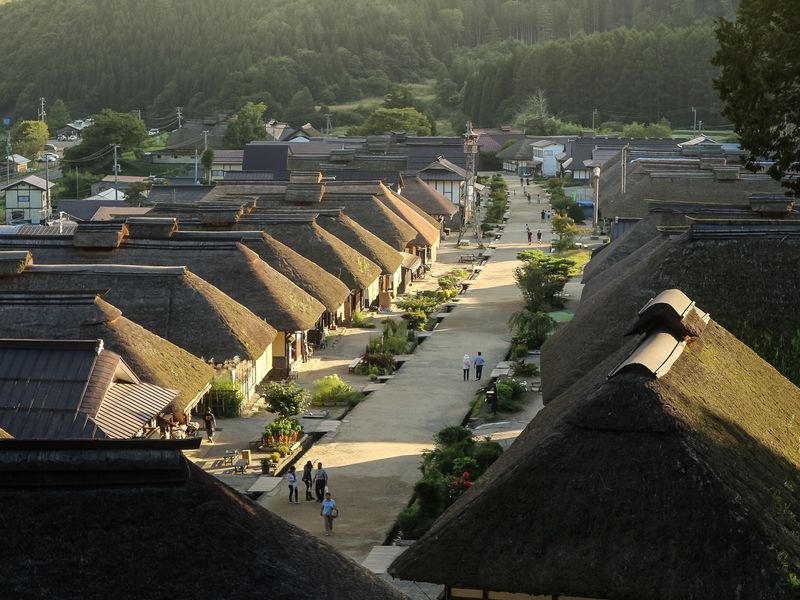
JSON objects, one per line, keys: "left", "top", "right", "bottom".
{"left": 260, "top": 458, "right": 271, "bottom": 474}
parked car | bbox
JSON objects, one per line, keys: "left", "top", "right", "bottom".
{"left": 37, "top": 153, "right": 58, "bottom": 163}
{"left": 44, "top": 144, "right": 59, "bottom": 153}
{"left": 148, "top": 128, "right": 159, "bottom": 136}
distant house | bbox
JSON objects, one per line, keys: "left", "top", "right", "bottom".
{"left": 530, "top": 139, "right": 564, "bottom": 177}
{"left": 0, "top": 175, "right": 53, "bottom": 224}
{"left": 210, "top": 149, "right": 243, "bottom": 181}
{"left": 416, "top": 156, "right": 466, "bottom": 206}
{"left": 4, "top": 154, "right": 30, "bottom": 174}
{"left": 91, "top": 175, "right": 149, "bottom": 197}
{"left": 0, "top": 338, "right": 178, "bottom": 439}
{"left": 154, "top": 116, "right": 229, "bottom": 164}
{"left": 56, "top": 119, "right": 92, "bottom": 140}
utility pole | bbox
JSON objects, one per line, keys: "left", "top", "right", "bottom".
{"left": 620, "top": 145, "right": 629, "bottom": 195}
{"left": 325, "top": 114, "right": 332, "bottom": 135}
{"left": 458, "top": 122, "right": 480, "bottom": 245}
{"left": 692, "top": 107, "right": 697, "bottom": 133}
{"left": 698, "top": 120, "right": 703, "bottom": 133}
{"left": 176, "top": 106, "right": 183, "bottom": 128}
{"left": 75, "top": 166, "right": 79, "bottom": 199}
{"left": 194, "top": 148, "right": 199, "bottom": 184}
{"left": 5, "top": 132, "right": 10, "bottom": 186}
{"left": 113, "top": 144, "right": 119, "bottom": 201}
{"left": 202, "top": 130, "right": 209, "bottom": 152}
{"left": 592, "top": 167, "right": 601, "bottom": 235}
{"left": 44, "top": 153, "right": 51, "bottom": 222}
{"left": 592, "top": 108, "right": 598, "bottom": 131}
{"left": 134, "top": 109, "right": 142, "bottom": 121}
{"left": 38, "top": 97, "right": 46, "bottom": 122}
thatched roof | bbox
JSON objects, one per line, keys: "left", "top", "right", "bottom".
{"left": 542, "top": 230, "right": 800, "bottom": 402}
{"left": 0, "top": 261, "right": 276, "bottom": 362}
{"left": 0, "top": 439, "right": 409, "bottom": 600}
{"left": 391, "top": 299, "right": 800, "bottom": 598}
{"left": 581, "top": 215, "right": 661, "bottom": 287}
{"left": 398, "top": 176, "right": 457, "bottom": 218}
{"left": 0, "top": 294, "right": 213, "bottom": 412}
{"left": 0, "top": 232, "right": 325, "bottom": 333}
{"left": 315, "top": 211, "right": 404, "bottom": 274}
{"left": 374, "top": 183, "right": 440, "bottom": 247}
{"left": 256, "top": 217, "right": 382, "bottom": 292}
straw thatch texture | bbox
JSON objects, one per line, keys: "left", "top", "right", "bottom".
{"left": 0, "top": 457, "right": 408, "bottom": 600}
{"left": 581, "top": 216, "right": 660, "bottom": 285}
{"left": 0, "top": 237, "right": 325, "bottom": 333}
{"left": 261, "top": 220, "right": 381, "bottom": 292}
{"left": 0, "top": 263, "right": 276, "bottom": 362}
{"left": 375, "top": 183, "right": 440, "bottom": 247}
{"left": 316, "top": 212, "right": 403, "bottom": 274}
{"left": 398, "top": 176, "right": 457, "bottom": 218}
{"left": 390, "top": 320, "right": 800, "bottom": 598}
{"left": 542, "top": 233, "right": 800, "bottom": 402}
{"left": 0, "top": 295, "right": 213, "bottom": 411}
{"left": 238, "top": 232, "right": 350, "bottom": 313}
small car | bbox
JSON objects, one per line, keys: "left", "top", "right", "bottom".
{"left": 37, "top": 153, "right": 58, "bottom": 163}
{"left": 148, "top": 128, "right": 159, "bottom": 136}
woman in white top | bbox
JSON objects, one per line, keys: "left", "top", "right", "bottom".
{"left": 463, "top": 354, "right": 472, "bottom": 381}
{"left": 286, "top": 466, "right": 299, "bottom": 503}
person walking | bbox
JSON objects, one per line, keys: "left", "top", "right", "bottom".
{"left": 463, "top": 354, "right": 471, "bottom": 381}
{"left": 302, "top": 460, "right": 314, "bottom": 501}
{"left": 536, "top": 193, "right": 541, "bottom": 204}
{"left": 527, "top": 229, "right": 533, "bottom": 245}
{"left": 286, "top": 466, "right": 299, "bottom": 503}
{"left": 474, "top": 352, "right": 485, "bottom": 380}
{"left": 536, "top": 229, "right": 542, "bottom": 243}
{"left": 320, "top": 491, "right": 338, "bottom": 536}
{"left": 541, "top": 209, "right": 546, "bottom": 221}
{"left": 202, "top": 408, "right": 216, "bottom": 443}
{"left": 546, "top": 210, "right": 552, "bottom": 221}
{"left": 519, "top": 176, "right": 524, "bottom": 185}
{"left": 313, "top": 462, "right": 328, "bottom": 502}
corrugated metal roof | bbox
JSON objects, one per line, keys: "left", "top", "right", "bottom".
{"left": 96, "top": 383, "right": 176, "bottom": 438}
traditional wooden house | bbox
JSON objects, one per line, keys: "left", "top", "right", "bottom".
{"left": 397, "top": 175, "right": 458, "bottom": 223}
{"left": 0, "top": 257, "right": 276, "bottom": 401}
{"left": 4, "top": 154, "right": 30, "bottom": 174}
{"left": 415, "top": 156, "right": 465, "bottom": 206}
{"left": 0, "top": 175, "right": 53, "bottom": 224}
{"left": 391, "top": 291, "right": 800, "bottom": 599}
{"left": 0, "top": 288, "right": 214, "bottom": 426}
{"left": 0, "top": 338, "right": 180, "bottom": 439}
{"left": 541, "top": 219, "right": 800, "bottom": 402}
{"left": 0, "top": 220, "right": 326, "bottom": 378}
{"left": 0, "top": 438, "right": 409, "bottom": 599}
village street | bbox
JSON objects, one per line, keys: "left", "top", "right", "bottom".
{"left": 187, "top": 174, "right": 573, "bottom": 590}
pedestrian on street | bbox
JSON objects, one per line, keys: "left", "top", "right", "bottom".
{"left": 313, "top": 462, "right": 329, "bottom": 502}
{"left": 519, "top": 176, "right": 524, "bottom": 185}
{"left": 541, "top": 209, "right": 546, "bottom": 221}
{"left": 525, "top": 223, "right": 530, "bottom": 233}
{"left": 536, "top": 230, "right": 542, "bottom": 243}
{"left": 320, "top": 491, "right": 338, "bottom": 536}
{"left": 463, "top": 354, "right": 472, "bottom": 381}
{"left": 202, "top": 408, "right": 216, "bottom": 443}
{"left": 546, "top": 210, "right": 552, "bottom": 221}
{"left": 302, "top": 460, "right": 314, "bottom": 501}
{"left": 527, "top": 230, "right": 533, "bottom": 245}
{"left": 526, "top": 178, "right": 531, "bottom": 185}
{"left": 536, "top": 193, "right": 541, "bottom": 204}
{"left": 527, "top": 192, "right": 531, "bottom": 205}
{"left": 474, "top": 352, "right": 485, "bottom": 380}
{"left": 286, "top": 466, "right": 299, "bottom": 503}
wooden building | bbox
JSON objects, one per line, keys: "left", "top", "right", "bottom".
{"left": 0, "top": 175, "right": 53, "bottom": 224}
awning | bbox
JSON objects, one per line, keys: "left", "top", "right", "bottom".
{"left": 401, "top": 252, "right": 422, "bottom": 271}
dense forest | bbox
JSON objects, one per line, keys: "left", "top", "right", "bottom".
{"left": 0, "top": 0, "right": 736, "bottom": 128}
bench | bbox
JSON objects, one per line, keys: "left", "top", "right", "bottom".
{"left": 459, "top": 254, "right": 476, "bottom": 263}
{"left": 348, "top": 356, "right": 363, "bottom": 373}
{"left": 222, "top": 449, "right": 240, "bottom": 466}
{"left": 233, "top": 460, "right": 247, "bottom": 474}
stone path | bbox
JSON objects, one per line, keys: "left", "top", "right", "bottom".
{"left": 258, "top": 174, "right": 555, "bottom": 563}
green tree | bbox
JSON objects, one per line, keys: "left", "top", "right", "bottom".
{"left": 259, "top": 381, "right": 310, "bottom": 418}
{"left": 45, "top": 99, "right": 71, "bottom": 132}
{"left": 124, "top": 179, "right": 152, "bottom": 204}
{"left": 283, "top": 88, "right": 316, "bottom": 127}
{"left": 383, "top": 86, "right": 416, "bottom": 109}
{"left": 713, "top": 0, "right": 800, "bottom": 196}
{"left": 64, "top": 109, "right": 146, "bottom": 170}
{"left": 360, "top": 107, "right": 432, "bottom": 136}
{"left": 201, "top": 148, "right": 214, "bottom": 184}
{"left": 223, "top": 102, "right": 267, "bottom": 149}
{"left": 11, "top": 120, "right": 48, "bottom": 158}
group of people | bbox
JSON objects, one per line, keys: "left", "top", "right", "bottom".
{"left": 285, "top": 461, "right": 339, "bottom": 535}
{"left": 525, "top": 224, "right": 543, "bottom": 246}
{"left": 540, "top": 209, "right": 552, "bottom": 222}
{"left": 462, "top": 352, "right": 486, "bottom": 381}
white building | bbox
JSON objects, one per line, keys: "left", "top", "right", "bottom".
{"left": 0, "top": 175, "right": 53, "bottom": 224}
{"left": 531, "top": 140, "right": 564, "bottom": 178}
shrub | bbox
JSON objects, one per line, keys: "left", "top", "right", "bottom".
{"left": 450, "top": 268, "right": 468, "bottom": 280}
{"left": 264, "top": 417, "right": 303, "bottom": 445}
{"left": 438, "top": 276, "right": 457, "bottom": 290}
{"left": 567, "top": 202, "right": 586, "bottom": 223}
{"left": 397, "top": 294, "right": 440, "bottom": 316}
{"left": 508, "top": 310, "right": 556, "bottom": 349}
{"left": 414, "top": 477, "right": 446, "bottom": 515}
{"left": 402, "top": 309, "right": 428, "bottom": 330}
{"left": 435, "top": 425, "right": 474, "bottom": 447}
{"left": 312, "top": 374, "right": 359, "bottom": 406}
{"left": 260, "top": 381, "right": 309, "bottom": 418}
{"left": 473, "top": 441, "right": 504, "bottom": 470}
{"left": 511, "top": 360, "right": 540, "bottom": 377}
{"left": 398, "top": 503, "right": 436, "bottom": 539}
{"left": 349, "top": 309, "right": 375, "bottom": 328}
{"left": 511, "top": 343, "right": 529, "bottom": 359}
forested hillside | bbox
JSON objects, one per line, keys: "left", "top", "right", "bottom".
{"left": 0, "top": 0, "right": 736, "bottom": 127}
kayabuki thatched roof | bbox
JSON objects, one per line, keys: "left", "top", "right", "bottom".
{"left": 0, "top": 259, "right": 276, "bottom": 363}
{"left": 0, "top": 293, "right": 213, "bottom": 412}
{"left": 313, "top": 211, "right": 404, "bottom": 274}
{"left": 390, "top": 294, "right": 800, "bottom": 599}
{"left": 398, "top": 175, "right": 458, "bottom": 218}
{"left": 255, "top": 216, "right": 382, "bottom": 292}
{"left": 0, "top": 439, "right": 409, "bottom": 600}
{"left": 541, "top": 228, "right": 800, "bottom": 402}
{"left": 374, "top": 183, "right": 440, "bottom": 247}
{"left": 0, "top": 232, "right": 326, "bottom": 334}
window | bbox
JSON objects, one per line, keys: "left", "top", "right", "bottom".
{"left": 10, "top": 210, "right": 24, "bottom": 222}
{"left": 17, "top": 194, "right": 30, "bottom": 205}
{"left": 545, "top": 150, "right": 553, "bottom": 156}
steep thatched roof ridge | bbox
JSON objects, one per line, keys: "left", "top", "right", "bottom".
{"left": 581, "top": 234, "right": 667, "bottom": 302}
{"left": 0, "top": 450, "right": 409, "bottom": 600}
{"left": 399, "top": 176, "right": 457, "bottom": 217}
{"left": 261, "top": 220, "right": 381, "bottom": 291}
{"left": 1, "top": 263, "right": 276, "bottom": 362}
{"left": 0, "top": 236, "right": 325, "bottom": 333}
{"left": 391, "top": 319, "right": 800, "bottom": 598}
{"left": 542, "top": 233, "right": 800, "bottom": 403}
{"left": 581, "top": 215, "right": 660, "bottom": 285}
{"left": 376, "top": 183, "right": 440, "bottom": 247}
{"left": 0, "top": 294, "right": 213, "bottom": 412}
{"left": 316, "top": 212, "right": 403, "bottom": 274}
{"left": 236, "top": 232, "right": 350, "bottom": 312}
